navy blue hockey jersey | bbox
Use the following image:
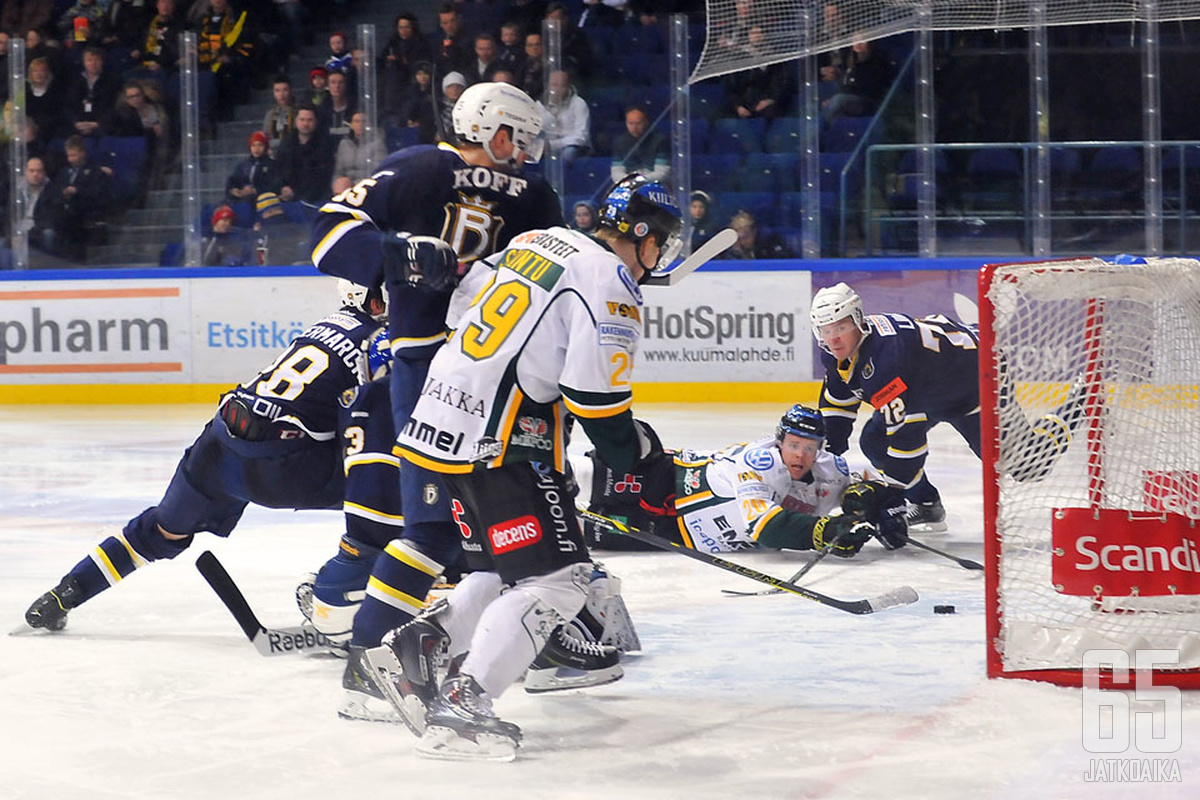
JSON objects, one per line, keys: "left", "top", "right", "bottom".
{"left": 224, "top": 307, "right": 381, "bottom": 441}
{"left": 310, "top": 142, "right": 563, "bottom": 361}
{"left": 818, "top": 313, "right": 980, "bottom": 453}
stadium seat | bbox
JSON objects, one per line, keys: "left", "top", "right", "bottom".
{"left": 741, "top": 153, "right": 800, "bottom": 192}
{"left": 615, "top": 23, "right": 666, "bottom": 54}
{"left": 565, "top": 156, "right": 612, "bottom": 195}
{"left": 1077, "top": 145, "right": 1142, "bottom": 211}
{"left": 709, "top": 117, "right": 766, "bottom": 155}
{"left": 97, "top": 136, "right": 148, "bottom": 204}
{"left": 886, "top": 149, "right": 951, "bottom": 211}
{"left": 385, "top": 125, "right": 420, "bottom": 153}
{"left": 689, "top": 81, "right": 725, "bottom": 120}
{"left": 721, "top": 191, "right": 777, "bottom": 227}
{"left": 585, "top": 23, "right": 616, "bottom": 58}
{"left": 764, "top": 116, "right": 805, "bottom": 154}
{"left": 962, "top": 148, "right": 1023, "bottom": 212}
{"left": 824, "top": 116, "right": 873, "bottom": 153}
{"left": 691, "top": 154, "right": 741, "bottom": 193}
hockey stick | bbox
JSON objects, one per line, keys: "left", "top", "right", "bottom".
{"left": 642, "top": 227, "right": 737, "bottom": 287}
{"left": 578, "top": 508, "right": 917, "bottom": 614}
{"left": 905, "top": 536, "right": 984, "bottom": 571}
{"left": 721, "top": 526, "right": 848, "bottom": 597}
{"left": 195, "top": 551, "right": 339, "bottom": 657}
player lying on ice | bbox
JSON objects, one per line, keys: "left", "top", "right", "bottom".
{"left": 810, "top": 281, "right": 1087, "bottom": 533}
{"left": 578, "top": 403, "right": 910, "bottom": 557}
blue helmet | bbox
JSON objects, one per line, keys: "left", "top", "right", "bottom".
{"left": 776, "top": 404, "right": 825, "bottom": 444}
{"left": 598, "top": 174, "right": 683, "bottom": 275}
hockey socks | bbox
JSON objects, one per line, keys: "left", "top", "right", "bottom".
{"left": 353, "top": 539, "right": 444, "bottom": 647}
{"left": 65, "top": 508, "right": 193, "bottom": 605}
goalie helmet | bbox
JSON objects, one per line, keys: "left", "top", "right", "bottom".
{"left": 337, "top": 278, "right": 387, "bottom": 321}
{"left": 810, "top": 282, "right": 869, "bottom": 354}
{"left": 776, "top": 404, "right": 825, "bottom": 445}
{"left": 451, "top": 81, "right": 544, "bottom": 166}
{"left": 597, "top": 174, "right": 683, "bottom": 277}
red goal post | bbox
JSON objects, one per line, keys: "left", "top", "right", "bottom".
{"left": 979, "top": 257, "right": 1200, "bottom": 688}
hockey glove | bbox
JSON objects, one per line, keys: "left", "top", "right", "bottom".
{"left": 383, "top": 232, "right": 462, "bottom": 292}
{"left": 875, "top": 509, "right": 908, "bottom": 550}
{"left": 840, "top": 480, "right": 906, "bottom": 525}
{"left": 633, "top": 420, "right": 675, "bottom": 517}
{"left": 811, "top": 514, "right": 874, "bottom": 558}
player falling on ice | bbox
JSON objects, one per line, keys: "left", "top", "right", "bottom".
{"left": 811, "top": 282, "right": 1086, "bottom": 531}
{"left": 579, "top": 403, "right": 908, "bottom": 556}
{"left": 22, "top": 280, "right": 387, "bottom": 632}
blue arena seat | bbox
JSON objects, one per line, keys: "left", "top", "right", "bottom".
{"left": 741, "top": 152, "right": 800, "bottom": 192}
{"left": 565, "top": 156, "right": 612, "bottom": 195}
{"left": 97, "top": 136, "right": 148, "bottom": 204}
{"left": 709, "top": 117, "right": 766, "bottom": 155}
{"left": 691, "top": 154, "right": 741, "bottom": 193}
{"left": 721, "top": 191, "right": 777, "bottom": 227}
{"left": 824, "top": 116, "right": 873, "bottom": 153}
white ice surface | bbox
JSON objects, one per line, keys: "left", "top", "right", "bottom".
{"left": 2, "top": 403, "right": 1198, "bottom": 799}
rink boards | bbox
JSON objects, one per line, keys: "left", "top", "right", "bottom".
{"left": 0, "top": 259, "right": 987, "bottom": 404}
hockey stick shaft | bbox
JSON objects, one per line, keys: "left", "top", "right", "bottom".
{"left": 642, "top": 227, "right": 737, "bottom": 286}
{"left": 905, "top": 537, "right": 984, "bottom": 571}
{"left": 195, "top": 551, "right": 337, "bottom": 656}
{"left": 579, "top": 508, "right": 917, "bottom": 614}
{"left": 722, "top": 527, "right": 845, "bottom": 597}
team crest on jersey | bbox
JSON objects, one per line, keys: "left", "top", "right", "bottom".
{"left": 683, "top": 467, "right": 702, "bottom": 494}
{"left": 616, "top": 263, "right": 642, "bottom": 302}
{"left": 473, "top": 436, "right": 504, "bottom": 461}
{"left": 339, "top": 387, "right": 359, "bottom": 408}
{"left": 423, "top": 483, "right": 439, "bottom": 505}
{"left": 511, "top": 416, "right": 553, "bottom": 451}
{"left": 745, "top": 447, "right": 775, "bottom": 471}
{"left": 861, "top": 359, "right": 874, "bottom": 380}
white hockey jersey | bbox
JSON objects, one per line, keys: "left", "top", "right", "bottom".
{"left": 396, "top": 226, "right": 643, "bottom": 474}
{"left": 673, "top": 437, "right": 852, "bottom": 553}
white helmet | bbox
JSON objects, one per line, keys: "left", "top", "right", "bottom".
{"left": 811, "top": 282, "right": 869, "bottom": 354}
{"left": 338, "top": 278, "right": 387, "bottom": 321}
{"left": 451, "top": 82, "right": 544, "bottom": 166}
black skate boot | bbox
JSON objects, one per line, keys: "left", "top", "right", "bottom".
{"left": 904, "top": 499, "right": 947, "bottom": 533}
{"left": 524, "top": 621, "right": 623, "bottom": 694}
{"left": 417, "top": 675, "right": 521, "bottom": 762}
{"left": 375, "top": 614, "right": 450, "bottom": 736}
{"left": 25, "top": 577, "right": 83, "bottom": 631}
{"left": 338, "top": 645, "right": 403, "bottom": 724}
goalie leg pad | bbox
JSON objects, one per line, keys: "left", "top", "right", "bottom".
{"left": 458, "top": 562, "right": 591, "bottom": 698}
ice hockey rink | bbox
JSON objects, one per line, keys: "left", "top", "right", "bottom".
{"left": 2, "top": 402, "right": 1198, "bottom": 799}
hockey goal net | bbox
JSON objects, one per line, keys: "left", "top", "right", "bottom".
{"left": 980, "top": 257, "right": 1200, "bottom": 688}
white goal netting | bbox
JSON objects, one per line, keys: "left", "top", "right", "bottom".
{"left": 983, "top": 257, "right": 1200, "bottom": 680}
{"left": 695, "top": 1, "right": 1200, "bottom": 82}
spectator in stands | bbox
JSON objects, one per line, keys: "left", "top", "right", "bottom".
{"left": 430, "top": 3, "right": 472, "bottom": 75}
{"left": 107, "top": 80, "right": 169, "bottom": 178}
{"left": 724, "top": 26, "right": 792, "bottom": 121}
{"left": 333, "top": 111, "right": 386, "bottom": 189}
{"left": 544, "top": 3, "right": 593, "bottom": 80}
{"left": 275, "top": 105, "right": 334, "bottom": 206}
{"left": 198, "top": 0, "right": 257, "bottom": 114}
{"left": 253, "top": 189, "right": 308, "bottom": 265}
{"left": 20, "top": 116, "right": 58, "bottom": 176}
{"left": 505, "top": 0, "right": 545, "bottom": 34}
{"left": 134, "top": 0, "right": 185, "bottom": 78}
{"left": 53, "top": 134, "right": 112, "bottom": 258}
{"left": 25, "top": 29, "right": 61, "bottom": 78}
{"left": 306, "top": 66, "right": 330, "bottom": 111}
{"left": 0, "top": 32, "right": 8, "bottom": 104}
{"left": 438, "top": 71, "right": 466, "bottom": 140}
{"left": 822, "top": 38, "right": 893, "bottom": 122}
{"left": 491, "top": 67, "right": 516, "bottom": 86}
{"left": 689, "top": 190, "right": 719, "bottom": 251}
{"left": 227, "top": 130, "right": 282, "bottom": 202}
{"left": 380, "top": 12, "right": 429, "bottom": 117}
{"left": 25, "top": 57, "right": 63, "bottom": 145}
{"left": 58, "top": 0, "right": 110, "bottom": 52}
{"left": 323, "top": 69, "right": 355, "bottom": 143}
{"left": 611, "top": 105, "right": 669, "bottom": 183}
{"left": 726, "top": 210, "right": 791, "bottom": 259}
{"left": 579, "top": 0, "right": 625, "bottom": 28}
{"left": 496, "top": 22, "right": 525, "bottom": 74}
{"left": 396, "top": 61, "right": 437, "bottom": 143}
{"left": 325, "top": 30, "right": 353, "bottom": 74}
{"left": 466, "top": 32, "right": 499, "bottom": 84}
{"left": 104, "top": 1, "right": 155, "bottom": 53}
{"left": 19, "top": 156, "right": 63, "bottom": 256}
{"left": 263, "top": 77, "right": 296, "bottom": 154}
{"left": 202, "top": 203, "right": 252, "bottom": 266}
{"left": 65, "top": 45, "right": 120, "bottom": 140}
{"left": 520, "top": 32, "right": 544, "bottom": 101}
{"left": 572, "top": 200, "right": 598, "bottom": 233}
{"left": 538, "top": 69, "right": 590, "bottom": 161}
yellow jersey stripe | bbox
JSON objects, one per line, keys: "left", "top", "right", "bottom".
{"left": 394, "top": 445, "right": 475, "bottom": 473}
{"left": 366, "top": 576, "right": 425, "bottom": 612}
{"left": 344, "top": 501, "right": 405, "bottom": 525}
{"left": 91, "top": 547, "right": 123, "bottom": 585}
{"left": 750, "top": 506, "right": 784, "bottom": 540}
{"left": 675, "top": 490, "right": 715, "bottom": 509}
{"left": 312, "top": 218, "right": 365, "bottom": 266}
{"left": 677, "top": 517, "right": 695, "bottom": 549}
{"left": 116, "top": 533, "right": 147, "bottom": 568}
{"left": 384, "top": 540, "right": 446, "bottom": 576}
{"left": 563, "top": 395, "right": 632, "bottom": 419}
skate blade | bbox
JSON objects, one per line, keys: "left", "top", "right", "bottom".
{"left": 523, "top": 663, "right": 623, "bottom": 694}
{"left": 8, "top": 622, "right": 40, "bottom": 636}
{"left": 337, "top": 690, "right": 403, "bottom": 724}
{"left": 907, "top": 521, "right": 948, "bottom": 534}
{"left": 415, "top": 726, "right": 517, "bottom": 762}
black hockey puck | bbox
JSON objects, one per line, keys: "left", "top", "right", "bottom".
{"left": 933, "top": 605, "right": 956, "bottom": 614}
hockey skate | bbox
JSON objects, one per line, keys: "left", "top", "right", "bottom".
{"left": 584, "top": 562, "right": 641, "bottom": 653}
{"left": 904, "top": 499, "right": 947, "bottom": 533}
{"left": 23, "top": 577, "right": 82, "bottom": 632}
{"left": 338, "top": 645, "right": 403, "bottom": 724}
{"left": 524, "top": 620, "right": 623, "bottom": 694}
{"left": 416, "top": 675, "right": 521, "bottom": 762}
{"left": 363, "top": 614, "right": 450, "bottom": 736}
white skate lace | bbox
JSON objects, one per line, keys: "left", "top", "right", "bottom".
{"left": 556, "top": 627, "right": 608, "bottom": 657}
